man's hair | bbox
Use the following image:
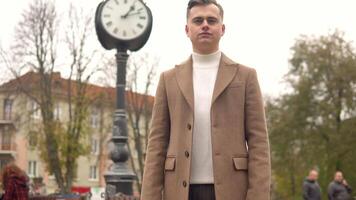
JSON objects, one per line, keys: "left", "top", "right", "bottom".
{"left": 186, "top": 0, "right": 224, "bottom": 20}
{"left": 309, "top": 169, "right": 318, "bottom": 173}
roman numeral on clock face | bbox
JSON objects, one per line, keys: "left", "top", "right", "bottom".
{"left": 106, "top": 21, "right": 113, "bottom": 27}
{"left": 137, "top": 23, "right": 143, "bottom": 29}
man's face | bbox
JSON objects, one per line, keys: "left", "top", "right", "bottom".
{"left": 309, "top": 170, "right": 318, "bottom": 181}
{"left": 185, "top": 4, "right": 225, "bottom": 54}
{"left": 334, "top": 172, "right": 343, "bottom": 182}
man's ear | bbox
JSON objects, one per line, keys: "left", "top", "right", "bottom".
{"left": 221, "top": 24, "right": 225, "bottom": 36}
{"left": 185, "top": 25, "right": 189, "bottom": 36}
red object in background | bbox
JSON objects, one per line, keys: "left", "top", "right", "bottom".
{"left": 71, "top": 186, "right": 90, "bottom": 194}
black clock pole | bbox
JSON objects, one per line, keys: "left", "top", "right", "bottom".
{"left": 95, "top": 0, "right": 153, "bottom": 198}
{"left": 104, "top": 47, "right": 136, "bottom": 199}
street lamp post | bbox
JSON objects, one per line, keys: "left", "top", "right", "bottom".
{"left": 103, "top": 49, "right": 136, "bottom": 198}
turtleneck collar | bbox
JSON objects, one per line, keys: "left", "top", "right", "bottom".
{"left": 192, "top": 50, "right": 221, "bottom": 68}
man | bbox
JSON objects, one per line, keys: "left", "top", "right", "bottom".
{"left": 141, "top": 0, "right": 271, "bottom": 200}
{"left": 303, "top": 169, "right": 321, "bottom": 200}
{"left": 328, "top": 171, "right": 352, "bottom": 200}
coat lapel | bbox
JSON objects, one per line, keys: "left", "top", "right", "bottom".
{"left": 175, "top": 56, "right": 194, "bottom": 110}
{"left": 211, "top": 53, "right": 239, "bottom": 105}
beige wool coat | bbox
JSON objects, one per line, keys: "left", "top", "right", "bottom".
{"left": 141, "top": 53, "right": 271, "bottom": 200}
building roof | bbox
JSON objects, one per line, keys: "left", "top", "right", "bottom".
{"left": 0, "top": 71, "right": 154, "bottom": 109}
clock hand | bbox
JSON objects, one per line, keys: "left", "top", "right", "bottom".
{"left": 122, "top": 6, "right": 134, "bottom": 18}
{"left": 121, "top": 0, "right": 138, "bottom": 18}
{"left": 126, "top": 11, "right": 142, "bottom": 17}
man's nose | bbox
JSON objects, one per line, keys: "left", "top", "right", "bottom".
{"left": 201, "top": 20, "right": 209, "bottom": 30}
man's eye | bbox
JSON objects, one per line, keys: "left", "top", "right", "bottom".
{"left": 193, "top": 18, "right": 204, "bottom": 24}
{"left": 207, "top": 18, "right": 218, "bottom": 24}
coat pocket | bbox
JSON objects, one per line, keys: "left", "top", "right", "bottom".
{"left": 233, "top": 157, "right": 248, "bottom": 171}
{"left": 165, "top": 156, "right": 176, "bottom": 171}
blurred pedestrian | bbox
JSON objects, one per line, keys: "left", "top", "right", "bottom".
{"left": 328, "top": 171, "right": 352, "bottom": 200}
{"left": 0, "top": 162, "right": 29, "bottom": 200}
{"left": 303, "top": 169, "right": 321, "bottom": 200}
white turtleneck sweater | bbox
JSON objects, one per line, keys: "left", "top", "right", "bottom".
{"left": 190, "top": 50, "right": 221, "bottom": 184}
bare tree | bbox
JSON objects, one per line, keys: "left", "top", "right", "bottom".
{"left": 9, "top": 0, "right": 65, "bottom": 191}
{"left": 0, "top": 0, "right": 102, "bottom": 193}
{"left": 61, "top": 3, "right": 101, "bottom": 192}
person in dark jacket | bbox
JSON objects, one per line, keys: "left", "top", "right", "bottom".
{"left": 303, "top": 169, "right": 322, "bottom": 200}
{"left": 328, "top": 171, "right": 352, "bottom": 200}
{"left": 0, "top": 162, "right": 29, "bottom": 200}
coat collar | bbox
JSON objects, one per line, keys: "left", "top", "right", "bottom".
{"left": 175, "top": 53, "right": 239, "bottom": 110}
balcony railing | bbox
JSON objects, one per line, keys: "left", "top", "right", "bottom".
{"left": 0, "top": 142, "right": 16, "bottom": 153}
{"left": 1, "top": 143, "right": 15, "bottom": 151}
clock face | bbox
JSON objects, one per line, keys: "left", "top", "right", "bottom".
{"left": 101, "top": 0, "right": 150, "bottom": 40}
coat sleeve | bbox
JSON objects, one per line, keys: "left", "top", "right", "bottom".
{"left": 302, "top": 182, "right": 310, "bottom": 200}
{"left": 244, "top": 68, "right": 271, "bottom": 200}
{"left": 328, "top": 183, "right": 335, "bottom": 200}
{"left": 345, "top": 184, "right": 352, "bottom": 194}
{"left": 140, "top": 72, "right": 171, "bottom": 200}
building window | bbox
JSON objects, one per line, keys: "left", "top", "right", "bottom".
{"left": 90, "top": 108, "right": 99, "bottom": 128}
{"left": 30, "top": 101, "right": 40, "bottom": 119}
{"left": 1, "top": 130, "right": 12, "bottom": 150}
{"left": 53, "top": 103, "right": 61, "bottom": 120}
{"left": 28, "top": 161, "right": 37, "bottom": 177}
{"left": 28, "top": 131, "right": 38, "bottom": 148}
{"left": 0, "top": 159, "right": 11, "bottom": 171}
{"left": 91, "top": 138, "right": 99, "bottom": 155}
{"left": 89, "top": 165, "right": 98, "bottom": 180}
{"left": 3, "top": 98, "right": 13, "bottom": 120}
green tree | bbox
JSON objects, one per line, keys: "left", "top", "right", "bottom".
{"left": 268, "top": 30, "right": 356, "bottom": 199}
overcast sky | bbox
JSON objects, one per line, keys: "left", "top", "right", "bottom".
{"left": 1, "top": 0, "right": 356, "bottom": 97}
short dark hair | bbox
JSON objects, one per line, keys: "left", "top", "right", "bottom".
{"left": 186, "top": 0, "right": 224, "bottom": 20}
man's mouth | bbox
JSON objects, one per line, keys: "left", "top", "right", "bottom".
{"left": 199, "top": 32, "right": 212, "bottom": 37}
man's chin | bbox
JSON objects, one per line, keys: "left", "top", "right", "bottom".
{"left": 197, "top": 38, "right": 214, "bottom": 44}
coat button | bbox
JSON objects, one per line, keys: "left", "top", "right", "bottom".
{"left": 185, "top": 151, "right": 190, "bottom": 158}
{"left": 187, "top": 124, "right": 192, "bottom": 130}
{"left": 183, "top": 181, "right": 187, "bottom": 187}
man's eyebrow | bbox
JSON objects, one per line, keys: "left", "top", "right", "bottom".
{"left": 192, "top": 16, "right": 218, "bottom": 19}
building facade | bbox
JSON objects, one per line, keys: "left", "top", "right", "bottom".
{"left": 0, "top": 71, "right": 153, "bottom": 195}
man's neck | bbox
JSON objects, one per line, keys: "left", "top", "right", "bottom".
{"left": 192, "top": 50, "right": 221, "bottom": 68}
{"left": 193, "top": 46, "right": 219, "bottom": 55}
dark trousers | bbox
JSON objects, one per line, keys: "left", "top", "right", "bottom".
{"left": 189, "top": 184, "right": 216, "bottom": 200}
